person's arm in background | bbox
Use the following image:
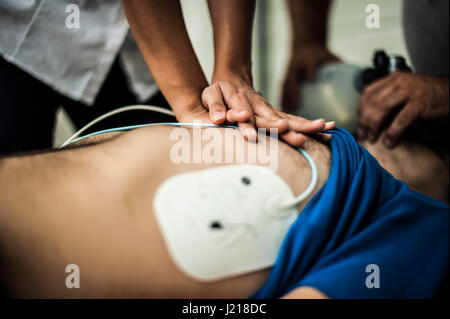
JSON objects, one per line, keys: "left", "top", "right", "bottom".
{"left": 357, "top": 73, "right": 449, "bottom": 148}
{"left": 282, "top": 0, "right": 340, "bottom": 113}
{"left": 204, "top": 0, "right": 335, "bottom": 146}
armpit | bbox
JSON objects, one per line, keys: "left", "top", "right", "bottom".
{"left": 65, "top": 131, "right": 125, "bottom": 148}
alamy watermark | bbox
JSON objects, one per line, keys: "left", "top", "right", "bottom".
{"left": 65, "top": 264, "right": 80, "bottom": 289}
{"left": 365, "top": 4, "right": 381, "bottom": 29}
{"left": 365, "top": 264, "right": 380, "bottom": 289}
{"left": 169, "top": 121, "right": 279, "bottom": 172}
{"left": 65, "top": 4, "right": 80, "bottom": 29}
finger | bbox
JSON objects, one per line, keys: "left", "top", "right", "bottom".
{"left": 227, "top": 93, "right": 258, "bottom": 141}
{"left": 357, "top": 89, "right": 407, "bottom": 143}
{"left": 358, "top": 78, "right": 403, "bottom": 117}
{"left": 323, "top": 121, "right": 336, "bottom": 131}
{"left": 226, "top": 108, "right": 251, "bottom": 123}
{"left": 201, "top": 85, "right": 227, "bottom": 124}
{"left": 237, "top": 121, "right": 258, "bottom": 142}
{"left": 363, "top": 73, "right": 400, "bottom": 98}
{"left": 251, "top": 97, "right": 297, "bottom": 134}
{"left": 226, "top": 92, "right": 256, "bottom": 128}
{"left": 280, "top": 130, "right": 306, "bottom": 147}
{"left": 381, "top": 101, "right": 420, "bottom": 148}
{"left": 359, "top": 107, "right": 388, "bottom": 143}
{"left": 283, "top": 114, "right": 326, "bottom": 133}
{"left": 366, "top": 100, "right": 406, "bottom": 143}
{"left": 254, "top": 116, "right": 289, "bottom": 134}
{"left": 250, "top": 96, "right": 284, "bottom": 122}
{"left": 314, "top": 133, "right": 333, "bottom": 143}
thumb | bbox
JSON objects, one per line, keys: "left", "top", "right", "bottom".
{"left": 201, "top": 85, "right": 227, "bottom": 124}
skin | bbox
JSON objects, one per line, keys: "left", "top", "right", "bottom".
{"left": 0, "top": 126, "right": 331, "bottom": 298}
{"left": 121, "top": 0, "right": 334, "bottom": 147}
{"left": 357, "top": 72, "right": 449, "bottom": 148}
{"left": 0, "top": 124, "right": 446, "bottom": 298}
{"left": 282, "top": 0, "right": 448, "bottom": 152}
{"left": 360, "top": 137, "right": 449, "bottom": 204}
{"left": 282, "top": 0, "right": 340, "bottom": 113}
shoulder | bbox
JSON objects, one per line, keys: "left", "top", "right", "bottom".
{"left": 281, "top": 286, "right": 328, "bottom": 299}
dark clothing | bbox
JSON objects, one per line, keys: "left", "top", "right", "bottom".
{"left": 402, "top": 0, "right": 449, "bottom": 154}
{"left": 0, "top": 57, "right": 172, "bottom": 156}
{"left": 403, "top": 0, "right": 449, "bottom": 76}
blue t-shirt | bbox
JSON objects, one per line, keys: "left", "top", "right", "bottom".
{"left": 251, "top": 128, "right": 449, "bottom": 298}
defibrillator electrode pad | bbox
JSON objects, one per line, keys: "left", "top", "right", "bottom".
{"left": 153, "top": 164, "right": 303, "bottom": 282}
{"left": 59, "top": 108, "right": 317, "bottom": 281}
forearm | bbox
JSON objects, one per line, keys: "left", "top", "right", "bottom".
{"left": 121, "top": 0, "right": 208, "bottom": 118}
{"left": 287, "top": 0, "right": 332, "bottom": 48}
{"left": 208, "top": 0, "right": 256, "bottom": 85}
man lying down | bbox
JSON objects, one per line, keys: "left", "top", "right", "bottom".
{"left": 0, "top": 124, "right": 447, "bottom": 298}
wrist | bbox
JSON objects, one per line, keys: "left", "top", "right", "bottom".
{"left": 176, "top": 105, "right": 210, "bottom": 123}
{"left": 171, "top": 100, "right": 207, "bottom": 123}
{"left": 161, "top": 87, "right": 205, "bottom": 120}
{"left": 212, "top": 66, "right": 253, "bottom": 87}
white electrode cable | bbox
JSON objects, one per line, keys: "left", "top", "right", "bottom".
{"left": 281, "top": 148, "right": 318, "bottom": 209}
{"left": 59, "top": 105, "right": 175, "bottom": 148}
{"left": 58, "top": 105, "right": 319, "bottom": 210}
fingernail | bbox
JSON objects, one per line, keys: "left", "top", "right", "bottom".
{"left": 325, "top": 121, "right": 335, "bottom": 129}
{"left": 313, "top": 119, "right": 325, "bottom": 125}
{"left": 212, "top": 112, "right": 224, "bottom": 121}
{"left": 244, "top": 128, "right": 258, "bottom": 141}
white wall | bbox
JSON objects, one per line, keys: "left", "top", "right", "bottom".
{"left": 329, "top": 0, "right": 408, "bottom": 65}
{"left": 266, "top": 0, "right": 409, "bottom": 107}
{"left": 180, "top": 0, "right": 215, "bottom": 82}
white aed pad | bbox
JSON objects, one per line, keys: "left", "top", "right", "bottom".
{"left": 153, "top": 164, "right": 298, "bottom": 282}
